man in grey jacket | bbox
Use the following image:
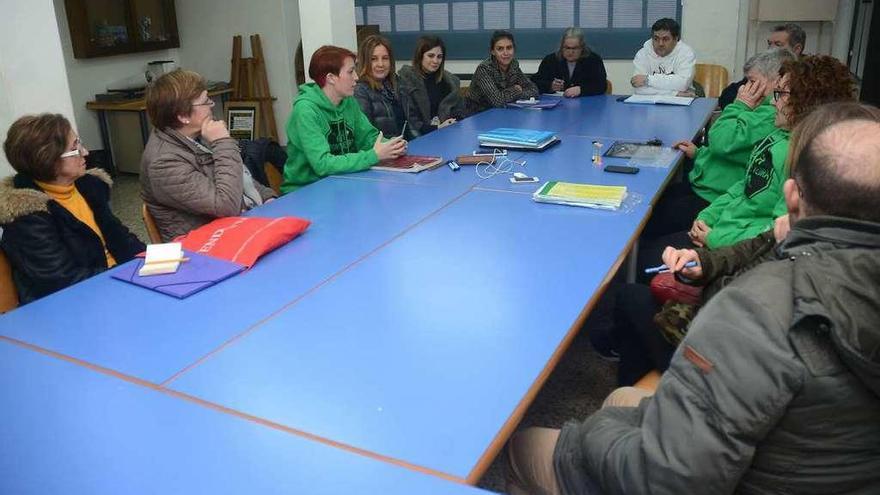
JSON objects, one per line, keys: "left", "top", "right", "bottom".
{"left": 507, "top": 103, "right": 880, "bottom": 494}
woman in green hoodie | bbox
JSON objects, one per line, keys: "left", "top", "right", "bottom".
{"left": 642, "top": 49, "right": 794, "bottom": 239}
{"left": 690, "top": 55, "right": 856, "bottom": 249}
{"left": 281, "top": 45, "right": 407, "bottom": 193}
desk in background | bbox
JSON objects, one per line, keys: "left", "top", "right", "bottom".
{"left": 86, "top": 87, "right": 232, "bottom": 174}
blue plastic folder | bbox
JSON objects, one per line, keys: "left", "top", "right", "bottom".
{"left": 112, "top": 250, "right": 246, "bottom": 299}
{"left": 478, "top": 128, "right": 556, "bottom": 146}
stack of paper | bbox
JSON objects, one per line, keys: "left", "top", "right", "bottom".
{"left": 623, "top": 95, "right": 694, "bottom": 106}
{"left": 507, "top": 97, "right": 561, "bottom": 109}
{"left": 138, "top": 242, "right": 184, "bottom": 276}
{"left": 532, "top": 181, "right": 627, "bottom": 210}
{"left": 478, "top": 128, "right": 559, "bottom": 150}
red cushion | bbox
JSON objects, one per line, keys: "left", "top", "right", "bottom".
{"left": 175, "top": 216, "right": 310, "bottom": 268}
{"left": 649, "top": 272, "right": 703, "bottom": 306}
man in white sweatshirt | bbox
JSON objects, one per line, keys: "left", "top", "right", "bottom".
{"left": 631, "top": 18, "right": 696, "bottom": 96}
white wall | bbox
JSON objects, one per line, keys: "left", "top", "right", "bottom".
{"left": 298, "top": 0, "right": 357, "bottom": 78}
{"left": 0, "top": 0, "right": 77, "bottom": 178}
{"left": 176, "top": 0, "right": 301, "bottom": 143}
{"left": 52, "top": 0, "right": 179, "bottom": 153}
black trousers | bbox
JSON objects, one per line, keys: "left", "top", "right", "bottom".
{"left": 613, "top": 283, "right": 677, "bottom": 386}
{"left": 642, "top": 179, "right": 711, "bottom": 240}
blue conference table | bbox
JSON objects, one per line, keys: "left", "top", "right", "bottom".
{"left": 0, "top": 340, "right": 488, "bottom": 494}
{"left": 0, "top": 94, "right": 716, "bottom": 486}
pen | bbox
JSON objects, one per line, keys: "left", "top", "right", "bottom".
{"left": 143, "top": 257, "right": 190, "bottom": 266}
{"left": 399, "top": 121, "right": 408, "bottom": 139}
{"left": 644, "top": 260, "right": 697, "bottom": 274}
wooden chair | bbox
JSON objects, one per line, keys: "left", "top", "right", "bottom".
{"left": 693, "top": 64, "right": 729, "bottom": 98}
{"left": 605, "top": 79, "right": 613, "bottom": 95}
{"left": 141, "top": 204, "right": 163, "bottom": 244}
{"left": 264, "top": 162, "right": 283, "bottom": 195}
{"left": 0, "top": 249, "right": 19, "bottom": 313}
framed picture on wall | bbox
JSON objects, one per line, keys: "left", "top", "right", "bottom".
{"left": 225, "top": 101, "right": 260, "bottom": 141}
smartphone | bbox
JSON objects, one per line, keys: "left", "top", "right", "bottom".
{"left": 604, "top": 165, "right": 640, "bottom": 174}
{"left": 510, "top": 175, "right": 539, "bottom": 183}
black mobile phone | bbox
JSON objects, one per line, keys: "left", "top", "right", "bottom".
{"left": 604, "top": 165, "right": 640, "bottom": 174}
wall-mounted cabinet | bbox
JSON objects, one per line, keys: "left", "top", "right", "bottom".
{"left": 64, "top": 0, "right": 179, "bottom": 58}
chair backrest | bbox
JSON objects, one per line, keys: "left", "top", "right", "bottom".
{"left": 264, "top": 162, "right": 283, "bottom": 195}
{"left": 605, "top": 79, "right": 612, "bottom": 95}
{"left": 141, "top": 204, "right": 163, "bottom": 244}
{"left": 693, "top": 64, "right": 729, "bottom": 98}
{"left": 0, "top": 249, "right": 19, "bottom": 313}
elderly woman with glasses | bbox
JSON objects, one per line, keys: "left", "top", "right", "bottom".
{"left": 532, "top": 27, "right": 607, "bottom": 97}
{"left": 141, "top": 69, "right": 275, "bottom": 242}
{"left": 0, "top": 114, "right": 145, "bottom": 304}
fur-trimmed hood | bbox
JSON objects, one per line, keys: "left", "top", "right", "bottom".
{"left": 0, "top": 168, "right": 112, "bottom": 224}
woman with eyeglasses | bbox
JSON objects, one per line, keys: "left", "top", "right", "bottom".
{"left": 0, "top": 114, "right": 145, "bottom": 304}
{"left": 531, "top": 27, "right": 607, "bottom": 98}
{"left": 465, "top": 30, "right": 539, "bottom": 114}
{"left": 398, "top": 35, "right": 466, "bottom": 135}
{"left": 141, "top": 69, "right": 275, "bottom": 242}
{"left": 354, "top": 35, "right": 415, "bottom": 140}
{"left": 686, "top": 55, "right": 856, "bottom": 250}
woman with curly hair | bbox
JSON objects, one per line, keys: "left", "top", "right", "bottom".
{"left": 687, "top": 54, "right": 856, "bottom": 249}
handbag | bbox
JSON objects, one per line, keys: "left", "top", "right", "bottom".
{"left": 175, "top": 216, "right": 310, "bottom": 268}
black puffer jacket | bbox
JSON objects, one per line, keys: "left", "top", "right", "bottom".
{"left": 353, "top": 80, "right": 415, "bottom": 140}
{"left": 0, "top": 169, "right": 145, "bottom": 304}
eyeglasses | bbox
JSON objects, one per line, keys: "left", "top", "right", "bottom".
{"left": 192, "top": 98, "right": 215, "bottom": 107}
{"left": 562, "top": 45, "right": 581, "bottom": 51}
{"left": 773, "top": 89, "right": 791, "bottom": 102}
{"left": 60, "top": 138, "right": 86, "bottom": 158}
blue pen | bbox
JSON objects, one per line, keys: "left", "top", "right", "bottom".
{"left": 644, "top": 260, "right": 697, "bottom": 274}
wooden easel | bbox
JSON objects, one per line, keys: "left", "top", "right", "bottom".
{"left": 230, "top": 34, "right": 278, "bottom": 140}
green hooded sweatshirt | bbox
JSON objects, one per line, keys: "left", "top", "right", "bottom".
{"left": 689, "top": 97, "right": 778, "bottom": 203}
{"left": 696, "top": 128, "right": 790, "bottom": 249}
{"left": 281, "top": 83, "right": 380, "bottom": 193}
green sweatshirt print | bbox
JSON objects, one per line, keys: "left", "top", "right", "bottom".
{"left": 689, "top": 97, "right": 777, "bottom": 203}
{"left": 696, "top": 129, "right": 790, "bottom": 249}
{"left": 281, "top": 83, "right": 380, "bottom": 193}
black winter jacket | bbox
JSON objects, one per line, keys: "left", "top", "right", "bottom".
{"left": 0, "top": 169, "right": 145, "bottom": 304}
{"left": 531, "top": 51, "right": 607, "bottom": 96}
{"left": 353, "top": 80, "right": 415, "bottom": 140}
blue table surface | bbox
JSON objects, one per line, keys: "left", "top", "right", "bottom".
{"left": 1, "top": 95, "right": 717, "bottom": 485}
{"left": 0, "top": 178, "right": 460, "bottom": 383}
{"left": 170, "top": 187, "right": 649, "bottom": 481}
{"left": 0, "top": 340, "right": 488, "bottom": 495}
{"left": 475, "top": 135, "right": 681, "bottom": 207}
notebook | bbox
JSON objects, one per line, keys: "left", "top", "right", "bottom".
{"left": 372, "top": 155, "right": 444, "bottom": 173}
{"left": 532, "top": 181, "right": 627, "bottom": 210}
{"left": 113, "top": 250, "right": 245, "bottom": 299}
{"left": 138, "top": 242, "right": 183, "bottom": 276}
{"left": 478, "top": 128, "right": 559, "bottom": 150}
{"left": 623, "top": 95, "right": 694, "bottom": 106}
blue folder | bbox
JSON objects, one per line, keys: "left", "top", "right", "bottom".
{"left": 477, "top": 128, "right": 557, "bottom": 145}
{"left": 112, "top": 250, "right": 246, "bottom": 299}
